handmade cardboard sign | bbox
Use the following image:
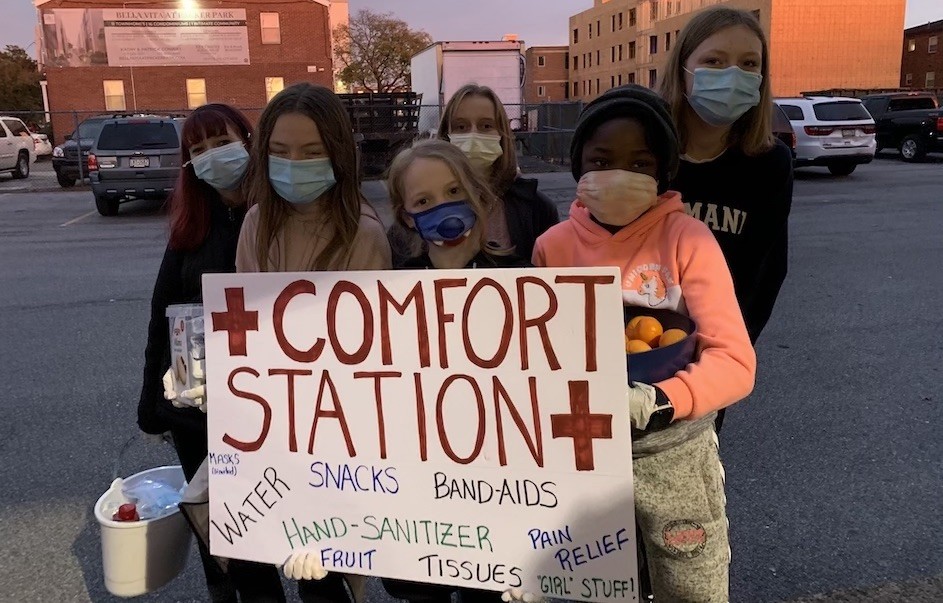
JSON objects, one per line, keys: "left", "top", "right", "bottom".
{"left": 202, "top": 268, "right": 638, "bottom": 602}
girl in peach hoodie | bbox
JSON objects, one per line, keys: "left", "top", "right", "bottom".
{"left": 533, "top": 85, "right": 756, "bottom": 603}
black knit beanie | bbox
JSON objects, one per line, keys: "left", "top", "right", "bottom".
{"left": 570, "top": 84, "right": 680, "bottom": 193}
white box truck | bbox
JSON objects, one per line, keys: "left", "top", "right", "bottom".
{"left": 410, "top": 41, "right": 526, "bottom": 135}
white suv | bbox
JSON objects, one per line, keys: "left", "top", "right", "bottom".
{"left": 0, "top": 116, "right": 36, "bottom": 179}
{"left": 774, "top": 97, "right": 876, "bottom": 176}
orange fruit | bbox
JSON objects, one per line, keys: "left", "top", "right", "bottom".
{"left": 625, "top": 316, "right": 644, "bottom": 339}
{"left": 659, "top": 328, "right": 688, "bottom": 348}
{"left": 625, "top": 339, "right": 652, "bottom": 354}
{"left": 633, "top": 317, "right": 664, "bottom": 347}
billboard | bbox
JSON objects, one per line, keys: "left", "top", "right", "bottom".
{"left": 42, "top": 8, "right": 249, "bottom": 68}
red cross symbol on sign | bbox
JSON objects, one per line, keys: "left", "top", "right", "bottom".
{"left": 211, "top": 287, "right": 259, "bottom": 357}
{"left": 550, "top": 380, "right": 613, "bottom": 471}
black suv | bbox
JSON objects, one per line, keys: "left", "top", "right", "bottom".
{"left": 88, "top": 116, "right": 184, "bottom": 216}
{"left": 862, "top": 92, "right": 943, "bottom": 162}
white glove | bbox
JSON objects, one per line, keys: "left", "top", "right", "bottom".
{"left": 162, "top": 367, "right": 207, "bottom": 412}
{"left": 502, "top": 588, "right": 542, "bottom": 603}
{"left": 628, "top": 382, "right": 674, "bottom": 431}
{"left": 577, "top": 169, "right": 658, "bottom": 226}
{"left": 282, "top": 551, "right": 329, "bottom": 581}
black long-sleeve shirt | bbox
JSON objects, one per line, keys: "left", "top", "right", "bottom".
{"left": 671, "top": 139, "right": 794, "bottom": 344}
{"left": 137, "top": 201, "right": 245, "bottom": 434}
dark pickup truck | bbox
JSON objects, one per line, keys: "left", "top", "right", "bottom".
{"left": 861, "top": 92, "right": 943, "bottom": 162}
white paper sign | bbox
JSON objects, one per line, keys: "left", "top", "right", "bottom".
{"left": 203, "top": 269, "right": 639, "bottom": 602}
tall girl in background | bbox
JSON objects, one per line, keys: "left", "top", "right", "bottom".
{"left": 138, "top": 104, "right": 286, "bottom": 602}
{"left": 660, "top": 7, "right": 793, "bottom": 433}
{"left": 389, "top": 84, "right": 559, "bottom": 265}
{"left": 235, "top": 82, "right": 391, "bottom": 603}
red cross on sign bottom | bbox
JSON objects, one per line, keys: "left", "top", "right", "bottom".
{"left": 550, "top": 380, "right": 613, "bottom": 471}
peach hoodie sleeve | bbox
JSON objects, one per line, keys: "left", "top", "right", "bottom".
{"left": 235, "top": 205, "right": 261, "bottom": 273}
{"left": 657, "top": 218, "right": 756, "bottom": 421}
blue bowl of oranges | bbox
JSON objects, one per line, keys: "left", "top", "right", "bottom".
{"left": 624, "top": 307, "right": 697, "bottom": 385}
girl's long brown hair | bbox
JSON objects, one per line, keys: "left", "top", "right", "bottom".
{"left": 438, "top": 84, "right": 518, "bottom": 195}
{"left": 659, "top": 7, "right": 775, "bottom": 156}
{"left": 245, "top": 83, "right": 361, "bottom": 271}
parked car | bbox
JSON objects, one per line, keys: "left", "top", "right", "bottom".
{"left": 771, "top": 102, "right": 797, "bottom": 158}
{"left": 0, "top": 116, "right": 37, "bottom": 179}
{"left": 31, "top": 132, "right": 52, "bottom": 159}
{"left": 861, "top": 92, "right": 943, "bottom": 162}
{"left": 774, "top": 97, "right": 876, "bottom": 176}
{"left": 88, "top": 116, "right": 184, "bottom": 216}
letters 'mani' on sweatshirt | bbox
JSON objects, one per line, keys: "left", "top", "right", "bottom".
{"left": 532, "top": 192, "right": 756, "bottom": 421}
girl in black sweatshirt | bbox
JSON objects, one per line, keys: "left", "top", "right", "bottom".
{"left": 137, "top": 104, "right": 286, "bottom": 603}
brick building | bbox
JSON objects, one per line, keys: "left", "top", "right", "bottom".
{"left": 569, "top": 0, "right": 907, "bottom": 101}
{"left": 524, "top": 46, "right": 570, "bottom": 103}
{"left": 36, "top": 0, "right": 344, "bottom": 143}
{"left": 901, "top": 20, "right": 942, "bottom": 89}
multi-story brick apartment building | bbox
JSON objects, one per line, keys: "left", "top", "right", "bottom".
{"left": 524, "top": 45, "right": 570, "bottom": 103}
{"left": 36, "top": 0, "right": 346, "bottom": 143}
{"left": 569, "top": 0, "right": 907, "bottom": 101}
{"left": 901, "top": 19, "right": 942, "bottom": 90}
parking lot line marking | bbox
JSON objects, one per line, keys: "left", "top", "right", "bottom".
{"left": 60, "top": 210, "right": 97, "bottom": 227}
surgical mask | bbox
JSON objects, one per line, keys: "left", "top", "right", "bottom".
{"left": 268, "top": 156, "right": 336, "bottom": 205}
{"left": 449, "top": 133, "right": 503, "bottom": 171}
{"left": 685, "top": 66, "right": 762, "bottom": 127}
{"left": 190, "top": 141, "right": 249, "bottom": 191}
{"left": 408, "top": 200, "right": 478, "bottom": 245}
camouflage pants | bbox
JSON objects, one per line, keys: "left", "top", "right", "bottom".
{"left": 634, "top": 428, "right": 729, "bottom": 602}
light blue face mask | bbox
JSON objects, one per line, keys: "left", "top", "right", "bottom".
{"left": 190, "top": 141, "right": 249, "bottom": 191}
{"left": 268, "top": 156, "right": 336, "bottom": 205}
{"left": 686, "top": 66, "right": 762, "bottom": 127}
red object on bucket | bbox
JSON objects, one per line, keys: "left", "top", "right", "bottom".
{"left": 113, "top": 503, "right": 140, "bottom": 522}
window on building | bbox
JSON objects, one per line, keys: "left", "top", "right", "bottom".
{"left": 628, "top": 72, "right": 636, "bottom": 84}
{"left": 650, "top": 35, "right": 658, "bottom": 55}
{"left": 186, "top": 78, "right": 207, "bottom": 109}
{"left": 629, "top": 8, "right": 637, "bottom": 26}
{"left": 927, "top": 72, "right": 936, "bottom": 87}
{"left": 102, "top": 80, "right": 126, "bottom": 111}
{"left": 651, "top": 1, "right": 659, "bottom": 21}
{"left": 573, "top": 81, "right": 579, "bottom": 96}
{"left": 573, "top": 28, "right": 579, "bottom": 44}
{"left": 666, "top": 32, "right": 671, "bottom": 52}
{"left": 905, "top": 73, "right": 913, "bottom": 86}
{"left": 667, "top": 1, "right": 673, "bottom": 17}
{"left": 596, "top": 20, "right": 601, "bottom": 36}
{"left": 583, "top": 80, "right": 587, "bottom": 95}
{"left": 265, "top": 77, "right": 285, "bottom": 102}
{"left": 596, "top": 78, "right": 600, "bottom": 94}
{"left": 611, "top": 47, "right": 616, "bottom": 62}
{"left": 611, "top": 15, "right": 616, "bottom": 32}
{"left": 908, "top": 39, "right": 916, "bottom": 52}
{"left": 618, "top": 74, "right": 623, "bottom": 85}
{"left": 538, "top": 85, "right": 545, "bottom": 97}
{"left": 648, "top": 69, "right": 657, "bottom": 89}
{"left": 565, "top": 83, "right": 570, "bottom": 100}
{"left": 538, "top": 55, "right": 546, "bottom": 66}
{"left": 619, "top": 12, "right": 624, "bottom": 30}
{"left": 619, "top": 45, "right": 623, "bottom": 61}
{"left": 565, "top": 53, "right": 570, "bottom": 69}
{"left": 930, "top": 36, "right": 939, "bottom": 54}
{"left": 589, "top": 24, "right": 593, "bottom": 40}
{"left": 588, "top": 53, "right": 592, "bottom": 67}
{"left": 611, "top": 75, "right": 615, "bottom": 89}
{"left": 596, "top": 50, "right": 600, "bottom": 64}
{"left": 629, "top": 41, "right": 637, "bottom": 59}
{"left": 261, "top": 12, "right": 281, "bottom": 45}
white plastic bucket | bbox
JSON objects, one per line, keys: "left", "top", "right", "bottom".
{"left": 94, "top": 465, "right": 193, "bottom": 597}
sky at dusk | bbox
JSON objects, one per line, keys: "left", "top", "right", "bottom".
{"left": 2, "top": 0, "right": 941, "bottom": 56}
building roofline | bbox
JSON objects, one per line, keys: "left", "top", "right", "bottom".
{"left": 34, "top": 0, "right": 329, "bottom": 6}
{"left": 904, "top": 19, "right": 943, "bottom": 35}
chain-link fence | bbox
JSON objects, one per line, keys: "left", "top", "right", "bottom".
{"left": 0, "top": 100, "right": 581, "bottom": 190}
